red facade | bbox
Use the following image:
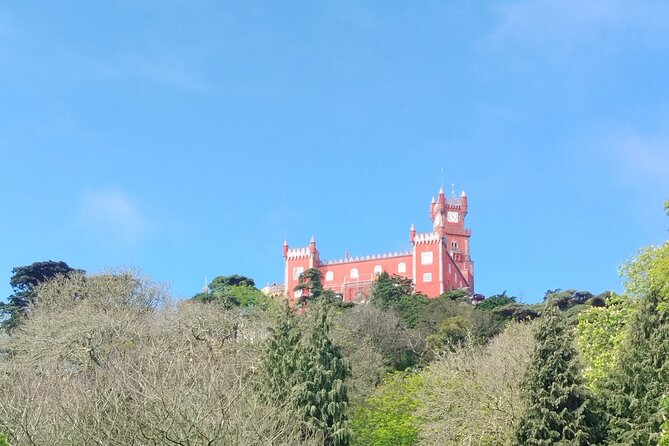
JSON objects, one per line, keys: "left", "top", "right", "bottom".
{"left": 283, "top": 188, "right": 474, "bottom": 305}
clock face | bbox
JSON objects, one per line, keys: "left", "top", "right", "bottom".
{"left": 447, "top": 211, "right": 459, "bottom": 223}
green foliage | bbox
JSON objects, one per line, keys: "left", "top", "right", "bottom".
{"left": 260, "top": 303, "right": 302, "bottom": 404}
{"left": 660, "top": 397, "right": 669, "bottom": 446}
{"left": 514, "top": 302, "right": 602, "bottom": 446}
{"left": 294, "top": 303, "right": 352, "bottom": 445}
{"left": 476, "top": 291, "right": 516, "bottom": 311}
{"left": 370, "top": 272, "right": 415, "bottom": 310}
{"left": 351, "top": 372, "right": 423, "bottom": 446}
{"left": 491, "top": 302, "right": 540, "bottom": 321}
{"left": 0, "top": 433, "right": 8, "bottom": 446}
{"left": 577, "top": 293, "right": 635, "bottom": 388}
{"left": 192, "top": 274, "right": 271, "bottom": 309}
{"left": 425, "top": 316, "right": 472, "bottom": 351}
{"left": 295, "top": 268, "right": 326, "bottom": 305}
{"left": 1, "top": 260, "right": 81, "bottom": 331}
{"left": 393, "top": 294, "right": 429, "bottom": 328}
{"left": 602, "top": 289, "right": 669, "bottom": 445}
{"left": 210, "top": 274, "right": 255, "bottom": 289}
{"left": 621, "top": 241, "right": 669, "bottom": 306}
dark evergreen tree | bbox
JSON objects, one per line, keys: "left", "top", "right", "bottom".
{"left": 294, "top": 303, "right": 351, "bottom": 446}
{"left": 603, "top": 289, "right": 669, "bottom": 446}
{"left": 259, "top": 303, "right": 302, "bottom": 405}
{"left": 1, "top": 260, "right": 82, "bottom": 331}
{"left": 294, "top": 268, "right": 325, "bottom": 306}
{"left": 514, "top": 301, "right": 602, "bottom": 446}
{"left": 370, "top": 271, "right": 414, "bottom": 310}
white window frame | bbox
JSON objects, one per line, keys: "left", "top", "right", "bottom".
{"left": 350, "top": 268, "right": 359, "bottom": 279}
{"left": 423, "top": 272, "right": 432, "bottom": 283}
{"left": 294, "top": 289, "right": 302, "bottom": 298}
{"left": 293, "top": 266, "right": 304, "bottom": 280}
{"left": 325, "top": 271, "right": 334, "bottom": 282}
{"left": 373, "top": 265, "right": 383, "bottom": 275}
{"left": 398, "top": 262, "right": 406, "bottom": 273}
{"left": 421, "top": 251, "right": 433, "bottom": 265}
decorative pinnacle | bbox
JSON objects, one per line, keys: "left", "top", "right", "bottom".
{"left": 451, "top": 183, "right": 455, "bottom": 196}
{"left": 410, "top": 223, "right": 415, "bottom": 231}
{"left": 310, "top": 235, "right": 315, "bottom": 243}
{"left": 283, "top": 239, "right": 288, "bottom": 246}
{"left": 461, "top": 190, "right": 467, "bottom": 197}
{"left": 431, "top": 196, "right": 436, "bottom": 203}
{"left": 439, "top": 186, "right": 444, "bottom": 195}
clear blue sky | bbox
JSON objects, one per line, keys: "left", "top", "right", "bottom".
{"left": 1, "top": 1, "right": 667, "bottom": 303}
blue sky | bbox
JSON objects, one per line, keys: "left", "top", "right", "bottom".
{"left": 1, "top": 1, "right": 667, "bottom": 303}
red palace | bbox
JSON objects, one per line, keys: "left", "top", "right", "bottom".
{"left": 282, "top": 187, "right": 474, "bottom": 304}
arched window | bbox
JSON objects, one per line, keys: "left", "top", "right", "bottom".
{"left": 451, "top": 240, "right": 459, "bottom": 251}
{"left": 398, "top": 262, "right": 406, "bottom": 273}
{"left": 325, "top": 271, "right": 334, "bottom": 281}
{"left": 374, "top": 265, "right": 383, "bottom": 275}
{"left": 350, "top": 268, "right": 359, "bottom": 279}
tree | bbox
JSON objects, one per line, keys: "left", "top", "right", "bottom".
{"left": 260, "top": 303, "right": 302, "bottom": 405}
{"left": 418, "top": 322, "right": 536, "bottom": 446}
{"left": 576, "top": 293, "right": 634, "bottom": 389}
{"left": 1, "top": 260, "right": 82, "bottom": 331}
{"left": 370, "top": 272, "right": 414, "bottom": 310}
{"left": 351, "top": 372, "right": 423, "bottom": 446}
{"left": 210, "top": 274, "right": 255, "bottom": 289}
{"left": 294, "top": 303, "right": 351, "bottom": 445}
{"left": 476, "top": 291, "right": 516, "bottom": 310}
{"left": 602, "top": 289, "right": 669, "bottom": 445}
{"left": 294, "top": 268, "right": 325, "bottom": 305}
{"left": 514, "top": 302, "right": 602, "bottom": 446}
{"left": 0, "top": 270, "right": 315, "bottom": 445}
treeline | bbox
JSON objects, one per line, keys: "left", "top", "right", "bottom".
{"left": 0, "top": 206, "right": 667, "bottom": 445}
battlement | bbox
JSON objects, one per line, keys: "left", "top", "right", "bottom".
{"left": 286, "top": 246, "right": 310, "bottom": 259}
{"left": 413, "top": 232, "right": 441, "bottom": 244}
{"left": 321, "top": 250, "right": 412, "bottom": 266}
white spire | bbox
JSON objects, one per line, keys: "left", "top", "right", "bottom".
{"left": 461, "top": 190, "right": 467, "bottom": 197}
{"left": 310, "top": 235, "right": 315, "bottom": 243}
{"left": 439, "top": 186, "right": 444, "bottom": 194}
{"left": 410, "top": 223, "right": 415, "bottom": 230}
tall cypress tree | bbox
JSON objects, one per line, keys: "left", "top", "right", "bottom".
{"left": 514, "top": 301, "right": 602, "bottom": 446}
{"left": 603, "top": 289, "right": 669, "bottom": 445}
{"left": 294, "top": 303, "right": 351, "bottom": 446}
{"left": 260, "top": 303, "right": 302, "bottom": 405}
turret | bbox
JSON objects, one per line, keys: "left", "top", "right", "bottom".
{"left": 409, "top": 224, "right": 416, "bottom": 244}
{"left": 309, "top": 235, "right": 316, "bottom": 254}
{"left": 283, "top": 240, "right": 289, "bottom": 259}
{"left": 460, "top": 190, "right": 468, "bottom": 214}
{"left": 430, "top": 196, "right": 436, "bottom": 219}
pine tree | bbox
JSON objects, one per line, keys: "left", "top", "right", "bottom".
{"left": 603, "top": 289, "right": 669, "bottom": 445}
{"left": 514, "top": 301, "right": 602, "bottom": 446}
{"left": 259, "top": 303, "right": 302, "bottom": 405}
{"left": 294, "top": 302, "right": 352, "bottom": 446}
{"left": 294, "top": 268, "right": 325, "bottom": 306}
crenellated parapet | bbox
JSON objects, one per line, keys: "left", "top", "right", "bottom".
{"left": 321, "top": 250, "right": 412, "bottom": 266}
{"left": 412, "top": 232, "right": 441, "bottom": 244}
{"left": 286, "top": 246, "right": 311, "bottom": 259}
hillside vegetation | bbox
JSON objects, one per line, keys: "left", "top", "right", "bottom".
{"left": 0, "top": 207, "right": 667, "bottom": 445}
